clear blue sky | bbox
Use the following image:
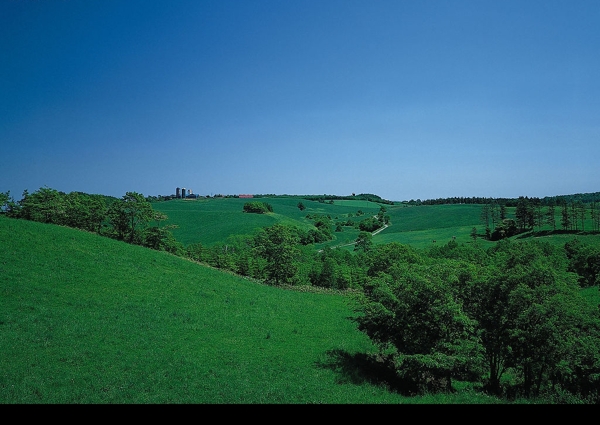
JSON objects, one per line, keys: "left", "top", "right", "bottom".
{"left": 2, "top": 0, "right": 599, "bottom": 202}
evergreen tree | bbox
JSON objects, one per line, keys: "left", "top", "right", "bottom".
{"left": 576, "top": 201, "right": 586, "bottom": 232}
{"left": 490, "top": 200, "right": 499, "bottom": 228}
{"left": 533, "top": 198, "right": 544, "bottom": 231}
{"left": 561, "top": 200, "right": 571, "bottom": 231}
{"left": 480, "top": 204, "right": 491, "bottom": 228}
{"left": 546, "top": 201, "right": 556, "bottom": 231}
{"left": 571, "top": 201, "right": 578, "bottom": 231}
{"left": 515, "top": 196, "right": 534, "bottom": 232}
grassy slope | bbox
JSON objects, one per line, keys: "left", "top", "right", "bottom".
{"left": 1, "top": 216, "right": 505, "bottom": 403}
{"left": 374, "top": 204, "right": 484, "bottom": 249}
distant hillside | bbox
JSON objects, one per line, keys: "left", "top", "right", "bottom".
{"left": 298, "top": 193, "right": 395, "bottom": 205}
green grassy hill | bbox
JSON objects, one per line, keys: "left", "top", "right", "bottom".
{"left": 153, "top": 197, "right": 600, "bottom": 251}
{"left": 152, "top": 197, "right": 316, "bottom": 246}
{"left": 4, "top": 191, "right": 599, "bottom": 403}
{"left": 152, "top": 197, "right": 489, "bottom": 250}
{"left": 152, "top": 197, "right": 384, "bottom": 247}
{"left": 0, "top": 216, "right": 504, "bottom": 403}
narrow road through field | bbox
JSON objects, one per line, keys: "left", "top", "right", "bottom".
{"left": 318, "top": 217, "right": 389, "bottom": 252}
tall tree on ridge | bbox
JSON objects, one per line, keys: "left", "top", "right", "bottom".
{"left": 107, "top": 192, "right": 153, "bottom": 244}
{"left": 546, "top": 199, "right": 556, "bottom": 231}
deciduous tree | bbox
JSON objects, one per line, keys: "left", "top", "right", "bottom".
{"left": 354, "top": 231, "right": 373, "bottom": 252}
{"left": 353, "top": 263, "right": 485, "bottom": 393}
{"left": 107, "top": 192, "right": 153, "bottom": 244}
{"left": 253, "top": 224, "right": 299, "bottom": 285}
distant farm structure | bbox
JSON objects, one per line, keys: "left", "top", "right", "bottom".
{"left": 162, "top": 190, "right": 254, "bottom": 200}
{"left": 176, "top": 187, "right": 199, "bottom": 199}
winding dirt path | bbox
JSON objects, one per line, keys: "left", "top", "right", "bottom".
{"left": 319, "top": 217, "right": 389, "bottom": 252}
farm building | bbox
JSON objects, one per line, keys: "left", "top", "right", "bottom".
{"left": 176, "top": 187, "right": 196, "bottom": 199}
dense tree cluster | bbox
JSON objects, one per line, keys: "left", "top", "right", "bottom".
{"left": 302, "top": 214, "right": 333, "bottom": 243}
{"left": 1, "top": 187, "right": 183, "bottom": 254}
{"left": 354, "top": 239, "right": 600, "bottom": 401}
{"left": 242, "top": 201, "right": 273, "bottom": 214}
{"left": 565, "top": 239, "right": 600, "bottom": 287}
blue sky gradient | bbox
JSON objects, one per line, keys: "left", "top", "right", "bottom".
{"left": 2, "top": 0, "right": 599, "bottom": 202}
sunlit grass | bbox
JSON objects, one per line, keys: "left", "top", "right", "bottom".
{"left": 4, "top": 195, "right": 599, "bottom": 404}
{"left": 2, "top": 216, "right": 513, "bottom": 403}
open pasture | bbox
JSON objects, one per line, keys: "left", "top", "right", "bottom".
{"left": 152, "top": 197, "right": 307, "bottom": 246}
{"left": 384, "top": 204, "right": 484, "bottom": 233}
{"left": 313, "top": 202, "right": 491, "bottom": 250}
{"left": 153, "top": 197, "right": 600, "bottom": 253}
{"left": 152, "top": 197, "right": 386, "bottom": 247}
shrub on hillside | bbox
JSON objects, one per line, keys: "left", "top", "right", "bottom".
{"left": 243, "top": 201, "right": 273, "bottom": 214}
{"left": 358, "top": 217, "right": 382, "bottom": 232}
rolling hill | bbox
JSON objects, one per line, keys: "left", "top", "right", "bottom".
{"left": 2, "top": 216, "right": 502, "bottom": 403}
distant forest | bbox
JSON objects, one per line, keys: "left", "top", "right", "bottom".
{"left": 299, "top": 193, "right": 395, "bottom": 205}
{"left": 244, "top": 192, "right": 600, "bottom": 207}
{"left": 408, "top": 192, "right": 600, "bottom": 207}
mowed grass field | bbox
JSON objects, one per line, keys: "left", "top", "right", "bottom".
{"left": 1, "top": 216, "right": 505, "bottom": 403}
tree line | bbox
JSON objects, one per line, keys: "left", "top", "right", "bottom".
{"left": 301, "top": 193, "right": 395, "bottom": 205}
{"left": 418, "top": 192, "right": 600, "bottom": 207}
{"left": 479, "top": 196, "right": 600, "bottom": 241}
{"left": 0, "top": 187, "right": 183, "bottom": 254}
